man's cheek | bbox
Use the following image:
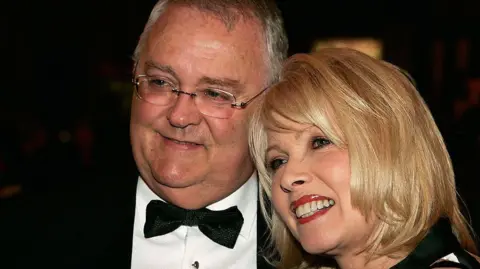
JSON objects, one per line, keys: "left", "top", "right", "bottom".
{"left": 133, "top": 104, "right": 164, "bottom": 123}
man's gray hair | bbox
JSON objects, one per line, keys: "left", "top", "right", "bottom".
{"left": 132, "top": 0, "right": 288, "bottom": 84}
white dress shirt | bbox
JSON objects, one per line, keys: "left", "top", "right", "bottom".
{"left": 131, "top": 173, "right": 258, "bottom": 269}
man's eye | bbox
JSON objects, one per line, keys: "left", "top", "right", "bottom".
{"left": 149, "top": 78, "right": 168, "bottom": 87}
{"left": 312, "top": 137, "right": 331, "bottom": 149}
{"left": 268, "top": 158, "right": 287, "bottom": 171}
{"left": 202, "top": 89, "right": 233, "bottom": 103}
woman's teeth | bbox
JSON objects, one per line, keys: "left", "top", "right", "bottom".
{"left": 295, "top": 199, "right": 335, "bottom": 218}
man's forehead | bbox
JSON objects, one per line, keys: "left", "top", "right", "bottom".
{"left": 147, "top": 7, "right": 262, "bottom": 56}
{"left": 152, "top": 4, "right": 261, "bottom": 37}
{"left": 141, "top": 4, "right": 267, "bottom": 91}
{"left": 160, "top": 3, "right": 257, "bottom": 31}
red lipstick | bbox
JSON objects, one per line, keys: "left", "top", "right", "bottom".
{"left": 291, "top": 194, "right": 329, "bottom": 211}
{"left": 291, "top": 194, "right": 335, "bottom": 225}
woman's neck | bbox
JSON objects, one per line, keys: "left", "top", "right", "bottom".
{"left": 335, "top": 251, "right": 405, "bottom": 269}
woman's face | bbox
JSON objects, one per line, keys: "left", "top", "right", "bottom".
{"left": 265, "top": 117, "right": 375, "bottom": 256}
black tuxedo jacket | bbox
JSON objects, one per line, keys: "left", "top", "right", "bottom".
{"left": 1, "top": 167, "right": 274, "bottom": 269}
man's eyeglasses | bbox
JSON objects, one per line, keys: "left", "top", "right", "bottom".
{"left": 132, "top": 75, "right": 267, "bottom": 119}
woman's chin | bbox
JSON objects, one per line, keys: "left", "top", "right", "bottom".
{"left": 300, "top": 241, "right": 336, "bottom": 256}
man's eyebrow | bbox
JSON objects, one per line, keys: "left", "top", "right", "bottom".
{"left": 144, "top": 60, "right": 177, "bottom": 78}
{"left": 199, "top": 76, "right": 243, "bottom": 92}
{"left": 143, "top": 61, "right": 244, "bottom": 92}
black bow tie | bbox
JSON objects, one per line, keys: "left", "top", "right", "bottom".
{"left": 144, "top": 200, "right": 244, "bottom": 249}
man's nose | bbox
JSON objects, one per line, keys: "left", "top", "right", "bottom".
{"left": 167, "top": 93, "right": 202, "bottom": 128}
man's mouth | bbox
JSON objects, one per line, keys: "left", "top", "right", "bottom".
{"left": 157, "top": 132, "right": 204, "bottom": 149}
{"left": 165, "top": 137, "right": 201, "bottom": 146}
{"left": 291, "top": 194, "right": 335, "bottom": 223}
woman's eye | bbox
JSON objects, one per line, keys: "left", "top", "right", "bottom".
{"left": 312, "top": 137, "right": 331, "bottom": 149}
{"left": 268, "top": 158, "right": 287, "bottom": 171}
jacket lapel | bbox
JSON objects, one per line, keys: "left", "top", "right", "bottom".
{"left": 257, "top": 192, "right": 275, "bottom": 269}
{"left": 85, "top": 171, "right": 138, "bottom": 268}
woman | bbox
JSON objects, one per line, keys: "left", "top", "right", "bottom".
{"left": 249, "top": 48, "right": 480, "bottom": 269}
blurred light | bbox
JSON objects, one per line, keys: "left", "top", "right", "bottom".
{"left": 58, "top": 130, "right": 72, "bottom": 143}
{"left": 0, "top": 184, "right": 22, "bottom": 199}
{"left": 312, "top": 38, "right": 383, "bottom": 59}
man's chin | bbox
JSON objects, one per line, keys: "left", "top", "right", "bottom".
{"left": 151, "top": 160, "right": 204, "bottom": 179}
{"left": 151, "top": 183, "right": 218, "bottom": 210}
{"left": 153, "top": 176, "right": 201, "bottom": 189}
{"left": 145, "top": 165, "right": 202, "bottom": 187}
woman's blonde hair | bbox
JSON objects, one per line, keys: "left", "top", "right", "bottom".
{"left": 249, "top": 48, "right": 477, "bottom": 269}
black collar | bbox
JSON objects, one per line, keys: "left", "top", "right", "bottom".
{"left": 391, "top": 218, "right": 463, "bottom": 269}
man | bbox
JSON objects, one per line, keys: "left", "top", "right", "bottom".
{"left": 1, "top": 0, "right": 288, "bottom": 268}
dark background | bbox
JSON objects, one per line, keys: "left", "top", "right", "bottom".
{"left": 1, "top": 0, "right": 479, "bottom": 237}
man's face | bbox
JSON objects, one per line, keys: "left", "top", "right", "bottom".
{"left": 131, "top": 5, "right": 268, "bottom": 209}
